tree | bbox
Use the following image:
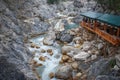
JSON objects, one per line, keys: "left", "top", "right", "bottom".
{"left": 94, "top": 0, "right": 120, "bottom": 11}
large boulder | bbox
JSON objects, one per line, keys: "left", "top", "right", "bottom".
{"left": 73, "top": 51, "right": 90, "bottom": 60}
{"left": 62, "top": 45, "right": 74, "bottom": 54}
{"left": 55, "top": 65, "right": 72, "bottom": 79}
{"left": 56, "top": 31, "right": 73, "bottom": 43}
{"left": 60, "top": 33, "right": 73, "bottom": 43}
{"left": 88, "top": 58, "right": 116, "bottom": 80}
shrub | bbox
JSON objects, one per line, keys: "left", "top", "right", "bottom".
{"left": 47, "top": 0, "right": 60, "bottom": 4}
{"left": 94, "top": 0, "right": 120, "bottom": 11}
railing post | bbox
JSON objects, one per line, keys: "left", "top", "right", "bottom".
{"left": 104, "top": 24, "right": 107, "bottom": 31}
{"left": 117, "top": 28, "right": 120, "bottom": 37}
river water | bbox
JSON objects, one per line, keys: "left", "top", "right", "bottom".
{"left": 27, "top": 13, "right": 79, "bottom": 80}
{"left": 28, "top": 34, "right": 62, "bottom": 80}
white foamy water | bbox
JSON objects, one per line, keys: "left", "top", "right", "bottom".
{"left": 27, "top": 35, "right": 62, "bottom": 80}
{"left": 26, "top": 12, "right": 75, "bottom": 80}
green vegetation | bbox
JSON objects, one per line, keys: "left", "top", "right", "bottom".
{"left": 94, "top": 0, "right": 120, "bottom": 11}
{"left": 47, "top": 0, "right": 60, "bottom": 4}
{"left": 109, "top": 59, "right": 116, "bottom": 68}
{"left": 47, "top": 0, "right": 67, "bottom": 4}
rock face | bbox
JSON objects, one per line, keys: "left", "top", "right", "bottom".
{"left": 0, "top": 0, "right": 57, "bottom": 80}
{"left": 96, "top": 75, "right": 120, "bottom": 80}
{"left": 0, "top": 56, "right": 27, "bottom": 80}
{"left": 88, "top": 58, "right": 116, "bottom": 80}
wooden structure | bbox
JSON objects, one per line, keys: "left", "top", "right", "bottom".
{"left": 80, "top": 11, "right": 120, "bottom": 46}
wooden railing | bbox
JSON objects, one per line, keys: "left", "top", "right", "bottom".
{"left": 80, "top": 21, "right": 120, "bottom": 46}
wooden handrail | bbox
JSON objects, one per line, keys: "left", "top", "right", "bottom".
{"left": 80, "top": 21, "right": 120, "bottom": 46}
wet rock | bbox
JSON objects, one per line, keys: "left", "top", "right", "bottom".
{"left": 54, "top": 54, "right": 61, "bottom": 59}
{"left": 31, "top": 60, "right": 37, "bottom": 65}
{"left": 34, "top": 63, "right": 43, "bottom": 67}
{"left": 41, "top": 49, "right": 46, "bottom": 53}
{"left": 59, "top": 60, "right": 64, "bottom": 64}
{"left": 43, "top": 37, "right": 54, "bottom": 46}
{"left": 62, "top": 55, "right": 70, "bottom": 62}
{"left": 74, "top": 51, "right": 90, "bottom": 60}
{"left": 31, "top": 43, "right": 40, "bottom": 49}
{"left": 49, "top": 72, "right": 54, "bottom": 79}
{"left": 47, "top": 49, "right": 53, "bottom": 56}
{"left": 71, "top": 62, "right": 79, "bottom": 70}
{"left": 55, "top": 65, "right": 72, "bottom": 79}
{"left": 54, "top": 21, "right": 65, "bottom": 31}
{"left": 31, "top": 43, "right": 36, "bottom": 48}
{"left": 39, "top": 56, "right": 46, "bottom": 61}
{"left": 36, "top": 45, "right": 40, "bottom": 49}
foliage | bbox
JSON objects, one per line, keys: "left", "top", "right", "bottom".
{"left": 47, "top": 0, "right": 60, "bottom": 4}
{"left": 94, "top": 0, "right": 120, "bottom": 11}
{"left": 109, "top": 59, "right": 116, "bottom": 68}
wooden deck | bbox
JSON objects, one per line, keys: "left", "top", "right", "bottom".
{"left": 80, "top": 21, "right": 120, "bottom": 46}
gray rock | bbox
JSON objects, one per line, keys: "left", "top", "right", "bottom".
{"left": 73, "top": 0, "right": 83, "bottom": 8}
{"left": 88, "top": 58, "right": 116, "bottom": 80}
{"left": 56, "top": 31, "right": 73, "bottom": 43}
{"left": 55, "top": 65, "right": 72, "bottom": 79}
{"left": 60, "top": 33, "right": 73, "bottom": 43}
{"left": 96, "top": 75, "right": 120, "bottom": 80}
{"left": 74, "top": 51, "right": 90, "bottom": 60}
{"left": 116, "top": 54, "right": 120, "bottom": 68}
{"left": 0, "top": 56, "right": 37, "bottom": 80}
{"left": 97, "top": 43, "right": 104, "bottom": 50}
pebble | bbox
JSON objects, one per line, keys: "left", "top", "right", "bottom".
{"left": 49, "top": 72, "right": 54, "bottom": 79}
{"left": 39, "top": 56, "right": 46, "bottom": 61}
{"left": 41, "top": 49, "right": 46, "bottom": 53}
{"left": 71, "top": 62, "right": 79, "bottom": 70}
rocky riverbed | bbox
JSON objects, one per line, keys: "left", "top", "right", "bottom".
{"left": 0, "top": 0, "right": 120, "bottom": 80}
{"left": 26, "top": 13, "right": 120, "bottom": 80}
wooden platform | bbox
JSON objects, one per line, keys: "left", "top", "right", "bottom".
{"left": 80, "top": 21, "right": 120, "bottom": 46}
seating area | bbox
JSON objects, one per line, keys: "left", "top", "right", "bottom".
{"left": 80, "top": 11, "right": 120, "bottom": 46}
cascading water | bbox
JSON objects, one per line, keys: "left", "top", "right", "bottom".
{"left": 28, "top": 35, "right": 62, "bottom": 80}
{"left": 27, "top": 13, "right": 78, "bottom": 80}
